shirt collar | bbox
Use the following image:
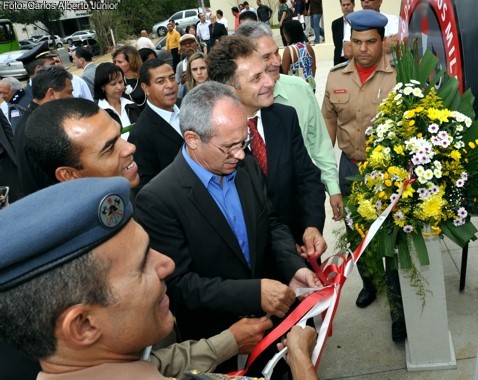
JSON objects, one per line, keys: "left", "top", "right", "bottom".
{"left": 181, "top": 145, "right": 237, "bottom": 188}
{"left": 273, "top": 74, "right": 289, "bottom": 100}
{"left": 147, "top": 100, "right": 180, "bottom": 123}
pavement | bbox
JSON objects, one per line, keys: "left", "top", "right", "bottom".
{"left": 309, "top": 43, "right": 478, "bottom": 380}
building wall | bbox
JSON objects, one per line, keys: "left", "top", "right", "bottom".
{"left": 10, "top": 0, "right": 93, "bottom": 40}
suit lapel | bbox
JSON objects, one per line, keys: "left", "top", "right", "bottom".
{"left": 175, "top": 155, "right": 251, "bottom": 270}
{"left": 261, "top": 107, "right": 282, "bottom": 185}
{"left": 145, "top": 106, "right": 183, "bottom": 145}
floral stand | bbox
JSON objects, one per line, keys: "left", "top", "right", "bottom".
{"left": 398, "top": 232, "right": 456, "bottom": 370}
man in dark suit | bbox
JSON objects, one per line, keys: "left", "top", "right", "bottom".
{"left": 15, "top": 41, "right": 57, "bottom": 105}
{"left": 128, "top": 59, "right": 183, "bottom": 193}
{"left": 332, "top": 0, "right": 355, "bottom": 65}
{"left": 207, "top": 35, "right": 327, "bottom": 258}
{"left": 135, "top": 81, "right": 319, "bottom": 373}
{"left": 0, "top": 112, "right": 22, "bottom": 204}
{"left": 72, "top": 46, "right": 97, "bottom": 98}
{"left": 208, "top": 14, "right": 228, "bottom": 47}
{"left": 15, "top": 66, "right": 74, "bottom": 196}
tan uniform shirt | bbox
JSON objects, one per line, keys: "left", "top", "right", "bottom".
{"left": 37, "top": 361, "right": 167, "bottom": 380}
{"left": 322, "top": 54, "right": 396, "bottom": 161}
{"left": 37, "top": 330, "right": 237, "bottom": 380}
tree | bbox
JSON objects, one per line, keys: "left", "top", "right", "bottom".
{"left": 0, "top": 2, "right": 63, "bottom": 39}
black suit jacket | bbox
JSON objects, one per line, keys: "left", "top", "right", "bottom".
{"left": 127, "top": 104, "right": 183, "bottom": 193}
{"left": 260, "top": 103, "right": 326, "bottom": 242}
{"left": 15, "top": 102, "right": 56, "bottom": 196}
{"left": 332, "top": 16, "right": 347, "bottom": 66}
{"left": 208, "top": 22, "right": 228, "bottom": 47}
{"left": 0, "top": 111, "right": 22, "bottom": 202}
{"left": 135, "top": 153, "right": 306, "bottom": 343}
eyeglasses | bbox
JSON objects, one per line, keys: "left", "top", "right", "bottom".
{"left": 208, "top": 135, "right": 253, "bottom": 156}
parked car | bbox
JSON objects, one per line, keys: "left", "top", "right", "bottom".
{"left": 68, "top": 38, "right": 101, "bottom": 61}
{"left": 35, "top": 34, "right": 63, "bottom": 48}
{"left": 30, "top": 34, "right": 45, "bottom": 40}
{"left": 0, "top": 50, "right": 28, "bottom": 79}
{"left": 63, "top": 30, "right": 96, "bottom": 45}
{"left": 154, "top": 37, "right": 172, "bottom": 67}
{"left": 19, "top": 39, "right": 37, "bottom": 50}
{"left": 152, "top": 8, "right": 210, "bottom": 37}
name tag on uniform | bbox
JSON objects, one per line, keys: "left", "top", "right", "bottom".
{"left": 334, "top": 89, "right": 347, "bottom": 94}
{"left": 10, "top": 110, "right": 20, "bottom": 118}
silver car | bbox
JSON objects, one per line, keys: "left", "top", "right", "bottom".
{"left": 35, "top": 34, "right": 64, "bottom": 48}
{"left": 0, "top": 50, "right": 28, "bottom": 79}
{"left": 152, "top": 8, "right": 210, "bottom": 37}
{"left": 62, "top": 30, "right": 96, "bottom": 45}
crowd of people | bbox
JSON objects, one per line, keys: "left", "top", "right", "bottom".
{"left": 0, "top": 2, "right": 405, "bottom": 379}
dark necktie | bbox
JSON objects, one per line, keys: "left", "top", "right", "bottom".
{"left": 247, "top": 116, "right": 267, "bottom": 175}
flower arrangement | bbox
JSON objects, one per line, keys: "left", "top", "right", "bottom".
{"left": 344, "top": 42, "right": 478, "bottom": 269}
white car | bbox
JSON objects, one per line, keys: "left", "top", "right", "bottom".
{"left": 35, "top": 34, "right": 63, "bottom": 48}
{"left": 62, "top": 30, "right": 96, "bottom": 45}
{"left": 152, "top": 8, "right": 210, "bottom": 37}
{"left": 0, "top": 50, "right": 28, "bottom": 79}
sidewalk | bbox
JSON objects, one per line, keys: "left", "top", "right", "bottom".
{"left": 313, "top": 56, "right": 478, "bottom": 380}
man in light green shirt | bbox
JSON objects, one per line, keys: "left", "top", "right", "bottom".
{"left": 235, "top": 22, "right": 343, "bottom": 221}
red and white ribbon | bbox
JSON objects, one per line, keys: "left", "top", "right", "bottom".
{"left": 230, "top": 180, "right": 411, "bottom": 379}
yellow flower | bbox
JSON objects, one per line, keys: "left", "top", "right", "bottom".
{"left": 385, "top": 179, "right": 393, "bottom": 187}
{"left": 409, "top": 120, "right": 416, "bottom": 127}
{"left": 427, "top": 108, "right": 451, "bottom": 123}
{"left": 355, "top": 223, "right": 366, "bottom": 239}
{"left": 393, "top": 145, "right": 403, "bottom": 156}
{"left": 357, "top": 199, "right": 377, "bottom": 221}
{"left": 415, "top": 194, "right": 447, "bottom": 221}
{"left": 369, "top": 146, "right": 389, "bottom": 167}
{"left": 393, "top": 216, "right": 406, "bottom": 227}
{"left": 450, "top": 150, "right": 461, "bottom": 161}
{"left": 401, "top": 183, "right": 416, "bottom": 198}
{"left": 469, "top": 141, "right": 476, "bottom": 149}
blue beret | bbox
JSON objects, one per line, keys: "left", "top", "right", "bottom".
{"left": 0, "top": 177, "right": 133, "bottom": 291}
{"left": 16, "top": 41, "right": 56, "bottom": 65}
{"left": 346, "top": 10, "right": 388, "bottom": 31}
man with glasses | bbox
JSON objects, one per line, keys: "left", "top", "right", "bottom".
{"left": 135, "top": 81, "right": 319, "bottom": 374}
{"left": 207, "top": 35, "right": 327, "bottom": 263}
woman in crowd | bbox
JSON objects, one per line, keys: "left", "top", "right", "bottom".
{"left": 185, "top": 24, "right": 207, "bottom": 54}
{"left": 281, "top": 19, "right": 316, "bottom": 91}
{"left": 112, "top": 45, "right": 147, "bottom": 110}
{"left": 185, "top": 52, "right": 209, "bottom": 91}
{"left": 94, "top": 62, "right": 141, "bottom": 138}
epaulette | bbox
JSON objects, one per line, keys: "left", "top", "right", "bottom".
{"left": 330, "top": 60, "right": 350, "bottom": 72}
